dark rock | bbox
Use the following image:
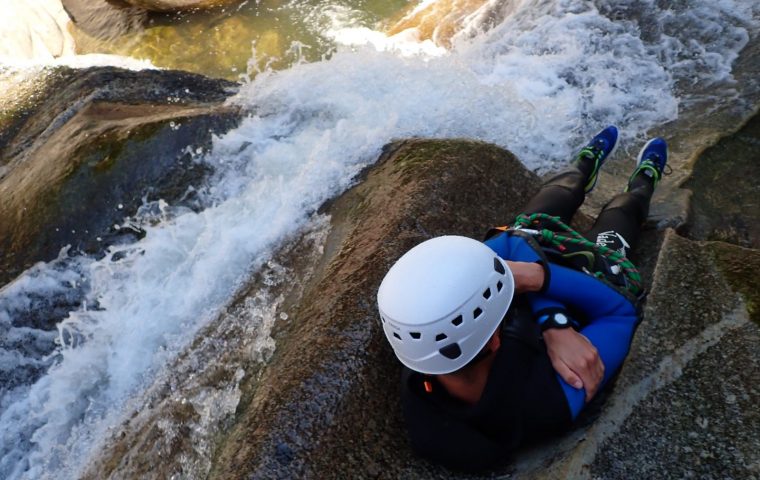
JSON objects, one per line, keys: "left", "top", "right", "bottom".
{"left": 61, "top": 0, "right": 147, "bottom": 41}
{"left": 0, "top": 66, "right": 240, "bottom": 287}
{"left": 645, "top": 187, "right": 691, "bottom": 232}
{"left": 708, "top": 241, "right": 760, "bottom": 325}
{"left": 121, "top": 0, "right": 241, "bottom": 12}
{"left": 684, "top": 112, "right": 760, "bottom": 250}
{"left": 274, "top": 442, "right": 294, "bottom": 465}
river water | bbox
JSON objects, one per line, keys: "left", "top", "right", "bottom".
{"left": 1, "top": 0, "right": 759, "bottom": 478}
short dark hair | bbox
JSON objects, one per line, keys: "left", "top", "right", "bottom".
{"left": 454, "top": 322, "right": 502, "bottom": 374}
{"left": 463, "top": 342, "right": 494, "bottom": 369}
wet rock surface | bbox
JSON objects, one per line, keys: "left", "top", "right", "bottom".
{"left": 80, "top": 218, "right": 333, "bottom": 480}
{"left": 83, "top": 138, "right": 547, "bottom": 479}
{"left": 209, "top": 139, "right": 545, "bottom": 479}
{"left": 590, "top": 320, "right": 760, "bottom": 479}
{"left": 684, "top": 111, "right": 760, "bottom": 249}
{"left": 83, "top": 130, "right": 760, "bottom": 479}
{"left": 0, "top": 66, "right": 239, "bottom": 286}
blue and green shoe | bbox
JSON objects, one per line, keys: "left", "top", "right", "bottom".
{"left": 627, "top": 137, "right": 668, "bottom": 191}
{"left": 575, "top": 125, "right": 618, "bottom": 193}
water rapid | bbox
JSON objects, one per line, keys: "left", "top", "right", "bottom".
{"left": 1, "top": 0, "right": 758, "bottom": 478}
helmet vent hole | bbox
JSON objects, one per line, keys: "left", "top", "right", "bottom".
{"left": 473, "top": 307, "right": 483, "bottom": 319}
{"left": 451, "top": 315, "right": 463, "bottom": 326}
{"left": 393, "top": 332, "right": 402, "bottom": 340}
{"left": 381, "top": 316, "right": 386, "bottom": 323}
{"left": 497, "top": 281, "right": 503, "bottom": 292}
{"left": 439, "top": 343, "right": 462, "bottom": 360}
{"left": 483, "top": 288, "right": 491, "bottom": 299}
{"left": 410, "top": 332, "right": 421, "bottom": 340}
{"left": 494, "top": 258, "right": 506, "bottom": 275}
{"left": 435, "top": 333, "right": 447, "bottom": 342}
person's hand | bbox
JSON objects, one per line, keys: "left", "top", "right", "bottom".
{"left": 505, "top": 261, "right": 544, "bottom": 293}
{"left": 543, "top": 327, "right": 604, "bottom": 402}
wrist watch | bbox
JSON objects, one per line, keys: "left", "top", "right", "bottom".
{"left": 538, "top": 312, "right": 572, "bottom": 332}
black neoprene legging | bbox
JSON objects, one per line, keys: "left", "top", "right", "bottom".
{"left": 521, "top": 166, "right": 654, "bottom": 257}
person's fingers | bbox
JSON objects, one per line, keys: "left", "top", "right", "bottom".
{"left": 581, "top": 346, "right": 603, "bottom": 402}
{"left": 597, "top": 356, "right": 605, "bottom": 382}
{"left": 585, "top": 380, "right": 598, "bottom": 402}
{"left": 554, "top": 359, "right": 583, "bottom": 390}
{"left": 576, "top": 359, "right": 596, "bottom": 402}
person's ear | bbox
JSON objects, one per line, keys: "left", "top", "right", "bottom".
{"left": 490, "top": 330, "right": 501, "bottom": 351}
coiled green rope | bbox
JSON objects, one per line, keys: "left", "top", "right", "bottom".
{"left": 513, "top": 212, "right": 643, "bottom": 295}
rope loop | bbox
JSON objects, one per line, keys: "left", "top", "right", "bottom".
{"left": 513, "top": 213, "right": 642, "bottom": 295}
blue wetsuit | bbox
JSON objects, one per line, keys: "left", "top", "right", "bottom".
{"left": 484, "top": 230, "right": 639, "bottom": 418}
{"left": 400, "top": 165, "right": 653, "bottom": 470}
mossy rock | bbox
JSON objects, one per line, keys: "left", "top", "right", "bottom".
{"left": 708, "top": 241, "right": 760, "bottom": 325}
{"left": 0, "top": 67, "right": 239, "bottom": 289}
{"left": 684, "top": 111, "right": 760, "bottom": 249}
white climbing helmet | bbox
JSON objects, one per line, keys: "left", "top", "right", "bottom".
{"left": 377, "top": 236, "right": 515, "bottom": 374}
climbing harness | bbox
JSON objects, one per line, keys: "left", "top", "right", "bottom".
{"left": 497, "top": 212, "right": 643, "bottom": 296}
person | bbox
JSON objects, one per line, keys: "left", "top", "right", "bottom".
{"left": 376, "top": 126, "right": 668, "bottom": 471}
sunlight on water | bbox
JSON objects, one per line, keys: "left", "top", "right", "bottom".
{"left": 69, "top": 0, "right": 414, "bottom": 80}
{"left": 387, "top": 0, "right": 493, "bottom": 46}
{"left": 0, "top": 0, "right": 758, "bottom": 478}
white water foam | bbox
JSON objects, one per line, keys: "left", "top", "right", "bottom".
{"left": 0, "top": 0, "right": 757, "bottom": 478}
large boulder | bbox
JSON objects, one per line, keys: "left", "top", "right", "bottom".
{"left": 0, "top": 66, "right": 240, "bottom": 396}
{"left": 0, "top": 66, "right": 239, "bottom": 288}
{"left": 82, "top": 138, "right": 546, "bottom": 479}
{"left": 82, "top": 132, "right": 760, "bottom": 478}
{"left": 209, "top": 139, "right": 546, "bottom": 479}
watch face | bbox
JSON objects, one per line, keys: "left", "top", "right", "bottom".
{"left": 554, "top": 313, "right": 568, "bottom": 325}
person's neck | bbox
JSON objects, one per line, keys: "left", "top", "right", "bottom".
{"left": 436, "top": 353, "right": 497, "bottom": 405}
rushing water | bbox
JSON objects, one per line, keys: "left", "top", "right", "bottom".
{"left": 1, "top": 0, "right": 759, "bottom": 478}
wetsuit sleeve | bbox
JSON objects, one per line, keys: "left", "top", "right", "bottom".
{"left": 483, "top": 232, "right": 542, "bottom": 263}
{"left": 539, "top": 262, "right": 639, "bottom": 418}
{"left": 484, "top": 232, "right": 551, "bottom": 292}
